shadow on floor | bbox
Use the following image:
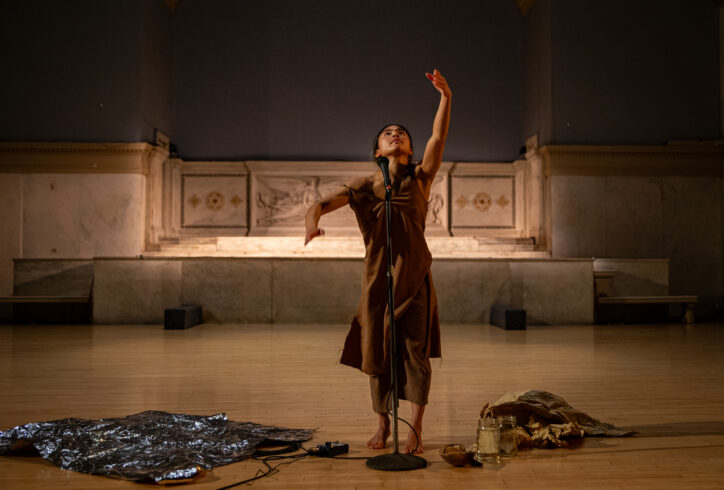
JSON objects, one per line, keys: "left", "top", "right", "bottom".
{"left": 623, "top": 421, "right": 724, "bottom": 438}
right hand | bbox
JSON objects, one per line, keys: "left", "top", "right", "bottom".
{"left": 304, "top": 186, "right": 350, "bottom": 245}
{"left": 425, "top": 69, "right": 451, "bottom": 99}
{"left": 305, "top": 226, "right": 324, "bottom": 245}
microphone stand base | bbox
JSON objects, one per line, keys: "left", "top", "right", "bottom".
{"left": 366, "top": 453, "right": 427, "bottom": 471}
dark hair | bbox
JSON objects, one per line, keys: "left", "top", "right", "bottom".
{"left": 371, "top": 123, "right": 414, "bottom": 163}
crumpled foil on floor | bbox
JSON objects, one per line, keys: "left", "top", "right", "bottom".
{"left": 0, "top": 410, "right": 314, "bottom": 484}
{"left": 481, "top": 390, "right": 634, "bottom": 448}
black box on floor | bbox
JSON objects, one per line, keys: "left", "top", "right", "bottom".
{"left": 490, "top": 303, "right": 526, "bottom": 330}
{"left": 164, "top": 305, "right": 203, "bottom": 330}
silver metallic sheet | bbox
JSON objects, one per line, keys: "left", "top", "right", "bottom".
{"left": 0, "top": 410, "right": 314, "bottom": 484}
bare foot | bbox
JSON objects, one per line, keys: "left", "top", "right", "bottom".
{"left": 367, "top": 415, "right": 390, "bottom": 449}
{"left": 406, "top": 402, "right": 425, "bottom": 454}
{"left": 405, "top": 425, "right": 423, "bottom": 454}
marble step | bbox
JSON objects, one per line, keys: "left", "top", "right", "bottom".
{"left": 13, "top": 260, "right": 94, "bottom": 297}
{"left": 146, "top": 236, "right": 549, "bottom": 259}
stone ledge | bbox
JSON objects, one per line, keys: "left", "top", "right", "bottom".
{"left": 141, "top": 236, "right": 550, "bottom": 259}
{"left": 0, "top": 142, "right": 168, "bottom": 175}
{"left": 540, "top": 143, "right": 724, "bottom": 177}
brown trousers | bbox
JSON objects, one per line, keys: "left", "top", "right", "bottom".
{"left": 369, "top": 276, "right": 432, "bottom": 414}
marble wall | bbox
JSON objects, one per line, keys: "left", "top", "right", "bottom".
{"left": 660, "top": 177, "right": 723, "bottom": 302}
{"left": 431, "top": 258, "right": 594, "bottom": 325}
{"left": 270, "top": 259, "right": 364, "bottom": 324}
{"left": 13, "top": 259, "right": 94, "bottom": 296}
{"left": 21, "top": 174, "right": 146, "bottom": 258}
{"left": 181, "top": 259, "right": 274, "bottom": 323}
{"left": 552, "top": 176, "right": 671, "bottom": 258}
{"left": 0, "top": 143, "right": 163, "bottom": 298}
{"left": 5, "top": 141, "right": 721, "bottom": 324}
{"left": 550, "top": 174, "right": 723, "bottom": 313}
{"left": 593, "top": 258, "right": 669, "bottom": 297}
{"left": 93, "top": 257, "right": 593, "bottom": 325}
{"left": 94, "top": 259, "right": 182, "bottom": 324}
{"left": 0, "top": 175, "right": 22, "bottom": 295}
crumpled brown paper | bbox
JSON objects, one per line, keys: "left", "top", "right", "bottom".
{"left": 481, "top": 390, "right": 634, "bottom": 448}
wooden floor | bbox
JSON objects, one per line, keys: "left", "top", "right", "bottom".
{"left": 1, "top": 321, "right": 723, "bottom": 489}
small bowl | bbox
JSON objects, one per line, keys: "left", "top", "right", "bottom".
{"left": 440, "top": 444, "right": 475, "bottom": 467}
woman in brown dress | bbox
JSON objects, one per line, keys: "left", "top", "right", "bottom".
{"left": 304, "top": 69, "right": 451, "bottom": 454}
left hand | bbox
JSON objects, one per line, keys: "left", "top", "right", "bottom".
{"left": 426, "top": 69, "right": 451, "bottom": 98}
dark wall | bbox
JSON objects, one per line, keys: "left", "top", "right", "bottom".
{"left": 140, "top": 0, "right": 173, "bottom": 142}
{"left": 523, "top": 0, "right": 553, "bottom": 145}
{"left": 549, "top": 0, "right": 720, "bottom": 145}
{"left": 1, "top": 1, "right": 142, "bottom": 142}
{"left": 2, "top": 1, "right": 720, "bottom": 156}
{"left": 172, "top": 1, "right": 270, "bottom": 160}
{"left": 171, "top": 0, "right": 525, "bottom": 162}
{"left": 0, "top": 0, "right": 171, "bottom": 143}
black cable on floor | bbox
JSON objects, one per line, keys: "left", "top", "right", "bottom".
{"left": 301, "top": 444, "right": 371, "bottom": 460}
{"left": 217, "top": 386, "right": 421, "bottom": 488}
{"left": 216, "top": 445, "right": 308, "bottom": 490}
{"left": 217, "top": 441, "right": 374, "bottom": 489}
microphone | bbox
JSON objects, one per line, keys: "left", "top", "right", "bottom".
{"left": 376, "top": 156, "right": 391, "bottom": 190}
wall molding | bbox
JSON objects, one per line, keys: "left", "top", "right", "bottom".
{"left": 540, "top": 144, "right": 724, "bottom": 177}
{"left": 0, "top": 142, "right": 168, "bottom": 176}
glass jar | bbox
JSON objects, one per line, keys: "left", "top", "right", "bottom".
{"left": 498, "top": 415, "right": 518, "bottom": 458}
{"left": 475, "top": 417, "right": 499, "bottom": 463}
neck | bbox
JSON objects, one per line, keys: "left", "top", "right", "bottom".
{"left": 387, "top": 156, "right": 410, "bottom": 179}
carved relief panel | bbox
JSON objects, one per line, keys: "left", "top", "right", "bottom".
{"left": 163, "top": 160, "right": 530, "bottom": 240}
{"left": 247, "top": 161, "right": 451, "bottom": 236}
{"left": 424, "top": 162, "right": 451, "bottom": 236}
{"left": 450, "top": 162, "right": 525, "bottom": 237}
{"left": 181, "top": 174, "right": 248, "bottom": 228}
{"left": 247, "top": 162, "right": 371, "bottom": 236}
{"left": 165, "top": 160, "right": 250, "bottom": 237}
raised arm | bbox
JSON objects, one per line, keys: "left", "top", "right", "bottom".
{"left": 420, "top": 69, "right": 452, "bottom": 180}
{"left": 304, "top": 185, "right": 349, "bottom": 245}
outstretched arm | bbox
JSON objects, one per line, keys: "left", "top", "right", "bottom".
{"left": 304, "top": 186, "right": 349, "bottom": 245}
{"left": 420, "top": 69, "right": 452, "bottom": 180}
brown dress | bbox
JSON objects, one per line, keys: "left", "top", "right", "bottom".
{"left": 340, "top": 165, "right": 442, "bottom": 411}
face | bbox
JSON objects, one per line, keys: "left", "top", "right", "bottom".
{"left": 375, "top": 125, "right": 413, "bottom": 163}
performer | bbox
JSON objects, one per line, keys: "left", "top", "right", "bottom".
{"left": 304, "top": 69, "right": 451, "bottom": 454}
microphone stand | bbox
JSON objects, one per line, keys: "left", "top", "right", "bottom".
{"left": 366, "top": 167, "right": 427, "bottom": 472}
